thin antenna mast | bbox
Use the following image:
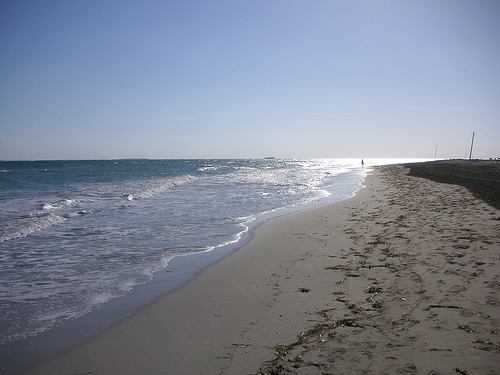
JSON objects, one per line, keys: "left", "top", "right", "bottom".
{"left": 434, "top": 143, "right": 438, "bottom": 159}
{"left": 469, "top": 132, "right": 475, "bottom": 160}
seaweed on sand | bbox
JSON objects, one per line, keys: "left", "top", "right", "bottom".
{"left": 258, "top": 318, "right": 362, "bottom": 374}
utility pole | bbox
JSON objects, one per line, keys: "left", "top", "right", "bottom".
{"left": 469, "top": 132, "right": 475, "bottom": 160}
{"left": 434, "top": 143, "right": 438, "bottom": 159}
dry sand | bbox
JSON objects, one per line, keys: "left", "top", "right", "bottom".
{"left": 25, "top": 163, "right": 500, "bottom": 375}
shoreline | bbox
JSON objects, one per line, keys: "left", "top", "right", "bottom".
{"left": 23, "top": 161, "right": 500, "bottom": 374}
{"left": 0, "top": 166, "right": 368, "bottom": 374}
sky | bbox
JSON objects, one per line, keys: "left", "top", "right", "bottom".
{"left": 1, "top": 0, "right": 499, "bottom": 160}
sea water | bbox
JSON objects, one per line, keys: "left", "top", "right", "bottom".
{"left": 0, "top": 158, "right": 427, "bottom": 371}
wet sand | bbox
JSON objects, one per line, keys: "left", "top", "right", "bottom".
{"left": 25, "top": 160, "right": 500, "bottom": 375}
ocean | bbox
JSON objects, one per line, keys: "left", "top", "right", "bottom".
{"left": 0, "top": 158, "right": 426, "bottom": 372}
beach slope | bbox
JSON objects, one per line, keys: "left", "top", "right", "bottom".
{"left": 26, "top": 161, "right": 500, "bottom": 375}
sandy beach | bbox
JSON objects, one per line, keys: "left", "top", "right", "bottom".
{"left": 25, "top": 161, "right": 500, "bottom": 375}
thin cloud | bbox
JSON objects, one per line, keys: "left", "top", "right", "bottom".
{"left": 0, "top": 136, "right": 22, "bottom": 143}
{"left": 168, "top": 116, "right": 196, "bottom": 121}
{"left": 400, "top": 105, "right": 432, "bottom": 110}
{"left": 213, "top": 111, "right": 235, "bottom": 115}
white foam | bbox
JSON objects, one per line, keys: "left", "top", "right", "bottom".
{"left": 0, "top": 213, "right": 67, "bottom": 242}
{"left": 89, "top": 292, "right": 115, "bottom": 306}
{"left": 122, "top": 175, "right": 196, "bottom": 200}
{"left": 41, "top": 199, "right": 76, "bottom": 210}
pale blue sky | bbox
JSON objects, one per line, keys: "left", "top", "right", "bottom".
{"left": 1, "top": 0, "right": 499, "bottom": 160}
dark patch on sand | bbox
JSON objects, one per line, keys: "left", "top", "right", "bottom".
{"left": 405, "top": 159, "right": 500, "bottom": 209}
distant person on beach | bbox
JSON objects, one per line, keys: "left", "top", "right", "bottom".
{"left": 361, "top": 159, "right": 364, "bottom": 166}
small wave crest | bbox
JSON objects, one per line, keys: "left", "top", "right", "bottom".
{"left": 121, "top": 175, "right": 196, "bottom": 201}
{"left": 77, "top": 175, "right": 196, "bottom": 201}
{"left": 0, "top": 213, "right": 67, "bottom": 242}
{"left": 197, "top": 165, "right": 220, "bottom": 172}
{"left": 41, "top": 199, "right": 77, "bottom": 210}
